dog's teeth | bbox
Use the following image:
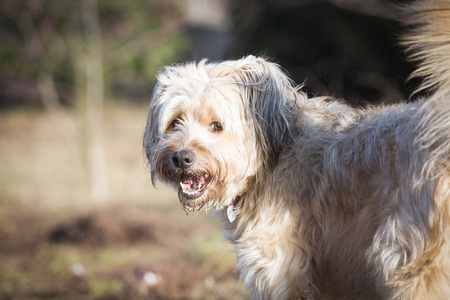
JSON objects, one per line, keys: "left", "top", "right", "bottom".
{"left": 182, "top": 188, "right": 202, "bottom": 196}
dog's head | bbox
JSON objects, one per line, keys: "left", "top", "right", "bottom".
{"left": 144, "top": 56, "right": 298, "bottom": 212}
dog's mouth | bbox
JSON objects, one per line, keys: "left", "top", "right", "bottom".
{"left": 177, "top": 173, "right": 211, "bottom": 212}
{"left": 179, "top": 173, "right": 207, "bottom": 199}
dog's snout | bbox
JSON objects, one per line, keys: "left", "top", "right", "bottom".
{"left": 172, "top": 150, "right": 194, "bottom": 168}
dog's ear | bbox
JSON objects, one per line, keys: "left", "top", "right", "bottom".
{"left": 143, "top": 80, "right": 165, "bottom": 184}
{"left": 227, "top": 56, "right": 296, "bottom": 168}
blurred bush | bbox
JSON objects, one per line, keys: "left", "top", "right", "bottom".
{"left": 0, "top": 0, "right": 190, "bottom": 107}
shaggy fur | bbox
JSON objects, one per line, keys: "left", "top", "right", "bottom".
{"left": 144, "top": 1, "right": 450, "bottom": 299}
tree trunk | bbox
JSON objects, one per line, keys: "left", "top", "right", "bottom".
{"left": 82, "top": 0, "right": 108, "bottom": 204}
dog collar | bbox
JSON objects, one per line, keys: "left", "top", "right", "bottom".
{"left": 227, "top": 196, "right": 242, "bottom": 223}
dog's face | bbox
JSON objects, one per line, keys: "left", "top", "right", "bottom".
{"left": 144, "top": 56, "right": 295, "bottom": 212}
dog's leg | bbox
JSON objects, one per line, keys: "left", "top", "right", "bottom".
{"left": 386, "top": 175, "right": 450, "bottom": 299}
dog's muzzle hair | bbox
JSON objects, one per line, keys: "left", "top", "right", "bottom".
{"left": 144, "top": 1, "right": 450, "bottom": 299}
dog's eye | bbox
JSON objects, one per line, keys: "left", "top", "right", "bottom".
{"left": 211, "top": 121, "right": 223, "bottom": 132}
{"left": 169, "top": 118, "right": 182, "bottom": 131}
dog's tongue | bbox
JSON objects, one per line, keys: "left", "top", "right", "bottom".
{"left": 180, "top": 175, "right": 205, "bottom": 192}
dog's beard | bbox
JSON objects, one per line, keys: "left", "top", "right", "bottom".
{"left": 177, "top": 171, "right": 212, "bottom": 212}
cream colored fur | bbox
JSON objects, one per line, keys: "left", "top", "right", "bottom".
{"left": 144, "top": 1, "right": 450, "bottom": 298}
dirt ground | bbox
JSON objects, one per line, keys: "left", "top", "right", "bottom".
{"left": 0, "top": 103, "right": 251, "bottom": 299}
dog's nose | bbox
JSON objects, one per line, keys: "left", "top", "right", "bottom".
{"left": 172, "top": 150, "right": 194, "bottom": 168}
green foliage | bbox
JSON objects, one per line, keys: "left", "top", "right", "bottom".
{"left": 1, "top": 0, "right": 191, "bottom": 105}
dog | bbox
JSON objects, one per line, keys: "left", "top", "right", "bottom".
{"left": 143, "top": 1, "right": 450, "bottom": 299}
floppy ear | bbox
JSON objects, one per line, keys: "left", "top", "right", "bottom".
{"left": 143, "top": 80, "right": 165, "bottom": 184}
{"left": 226, "top": 56, "right": 297, "bottom": 167}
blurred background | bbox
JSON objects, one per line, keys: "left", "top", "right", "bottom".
{"left": 0, "top": 0, "right": 419, "bottom": 299}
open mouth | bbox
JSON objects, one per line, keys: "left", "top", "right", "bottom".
{"left": 178, "top": 173, "right": 209, "bottom": 201}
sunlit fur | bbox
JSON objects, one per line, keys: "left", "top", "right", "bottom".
{"left": 144, "top": 1, "right": 450, "bottom": 299}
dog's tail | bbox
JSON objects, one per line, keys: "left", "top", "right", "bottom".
{"left": 402, "top": 0, "right": 450, "bottom": 98}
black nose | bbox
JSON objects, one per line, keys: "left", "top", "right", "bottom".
{"left": 172, "top": 150, "right": 194, "bottom": 168}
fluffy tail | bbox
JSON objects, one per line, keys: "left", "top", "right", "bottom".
{"left": 402, "top": 0, "right": 450, "bottom": 98}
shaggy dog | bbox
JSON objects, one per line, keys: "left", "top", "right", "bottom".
{"left": 144, "top": 1, "right": 450, "bottom": 299}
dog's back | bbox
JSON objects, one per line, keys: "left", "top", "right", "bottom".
{"left": 309, "top": 99, "right": 450, "bottom": 298}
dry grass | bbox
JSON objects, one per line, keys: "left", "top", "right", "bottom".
{"left": 0, "top": 102, "right": 250, "bottom": 299}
